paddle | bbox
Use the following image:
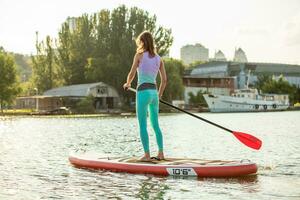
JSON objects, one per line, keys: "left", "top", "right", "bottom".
{"left": 128, "top": 87, "right": 262, "bottom": 150}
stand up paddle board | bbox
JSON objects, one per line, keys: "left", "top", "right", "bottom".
{"left": 69, "top": 154, "right": 257, "bottom": 177}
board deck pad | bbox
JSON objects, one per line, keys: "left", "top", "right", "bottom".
{"left": 121, "top": 157, "right": 234, "bottom": 165}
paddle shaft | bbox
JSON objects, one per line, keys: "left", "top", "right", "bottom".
{"left": 128, "top": 88, "right": 232, "bottom": 133}
{"left": 159, "top": 99, "right": 233, "bottom": 133}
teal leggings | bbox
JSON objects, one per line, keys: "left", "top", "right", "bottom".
{"left": 136, "top": 89, "right": 163, "bottom": 153}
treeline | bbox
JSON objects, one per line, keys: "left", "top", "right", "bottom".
{"left": 31, "top": 5, "right": 184, "bottom": 103}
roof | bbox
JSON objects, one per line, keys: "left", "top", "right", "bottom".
{"left": 17, "top": 95, "right": 54, "bottom": 99}
{"left": 235, "top": 48, "right": 245, "bottom": 53}
{"left": 43, "top": 82, "right": 117, "bottom": 97}
{"left": 181, "top": 43, "right": 207, "bottom": 49}
{"left": 191, "top": 61, "right": 300, "bottom": 73}
{"left": 183, "top": 75, "right": 234, "bottom": 79}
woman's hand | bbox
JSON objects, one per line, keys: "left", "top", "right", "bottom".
{"left": 123, "top": 82, "right": 131, "bottom": 90}
{"left": 123, "top": 53, "right": 140, "bottom": 91}
{"left": 158, "top": 91, "right": 163, "bottom": 99}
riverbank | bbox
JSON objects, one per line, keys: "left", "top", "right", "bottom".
{"left": 0, "top": 110, "right": 135, "bottom": 118}
{"left": 1, "top": 106, "right": 299, "bottom": 117}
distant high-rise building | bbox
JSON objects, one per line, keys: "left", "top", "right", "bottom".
{"left": 180, "top": 43, "right": 209, "bottom": 65}
{"left": 233, "top": 48, "right": 247, "bottom": 62}
{"left": 214, "top": 50, "right": 227, "bottom": 61}
{"left": 67, "top": 17, "right": 77, "bottom": 32}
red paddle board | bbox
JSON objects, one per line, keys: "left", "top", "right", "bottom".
{"left": 69, "top": 154, "right": 257, "bottom": 177}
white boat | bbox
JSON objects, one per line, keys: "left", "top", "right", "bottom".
{"left": 203, "top": 88, "right": 289, "bottom": 112}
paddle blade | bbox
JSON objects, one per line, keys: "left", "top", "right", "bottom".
{"left": 232, "top": 131, "right": 262, "bottom": 150}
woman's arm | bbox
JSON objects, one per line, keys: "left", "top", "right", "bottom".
{"left": 123, "top": 53, "right": 141, "bottom": 89}
{"left": 158, "top": 59, "right": 167, "bottom": 99}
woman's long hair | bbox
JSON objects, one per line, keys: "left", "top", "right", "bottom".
{"left": 136, "top": 31, "right": 156, "bottom": 57}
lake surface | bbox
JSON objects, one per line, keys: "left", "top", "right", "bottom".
{"left": 1, "top": 111, "right": 300, "bottom": 199}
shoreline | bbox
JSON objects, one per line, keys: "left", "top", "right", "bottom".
{"left": 1, "top": 108, "right": 300, "bottom": 118}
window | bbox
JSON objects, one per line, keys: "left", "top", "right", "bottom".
{"left": 97, "top": 87, "right": 107, "bottom": 94}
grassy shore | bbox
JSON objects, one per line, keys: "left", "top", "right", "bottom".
{"left": 0, "top": 109, "right": 137, "bottom": 118}
{"left": 1, "top": 109, "right": 34, "bottom": 115}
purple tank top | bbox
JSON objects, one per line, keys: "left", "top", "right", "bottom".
{"left": 137, "top": 51, "right": 161, "bottom": 86}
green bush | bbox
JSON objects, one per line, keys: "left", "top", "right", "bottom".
{"left": 188, "top": 91, "right": 207, "bottom": 107}
{"left": 75, "top": 96, "right": 95, "bottom": 114}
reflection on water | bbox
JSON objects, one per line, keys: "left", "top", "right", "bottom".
{"left": 1, "top": 111, "right": 300, "bottom": 199}
{"left": 136, "top": 177, "right": 170, "bottom": 199}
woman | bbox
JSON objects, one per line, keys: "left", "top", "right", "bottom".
{"left": 123, "top": 31, "right": 167, "bottom": 161}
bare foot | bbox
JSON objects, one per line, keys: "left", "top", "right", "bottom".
{"left": 157, "top": 151, "right": 165, "bottom": 160}
{"left": 139, "top": 153, "right": 151, "bottom": 162}
{"left": 139, "top": 156, "right": 151, "bottom": 162}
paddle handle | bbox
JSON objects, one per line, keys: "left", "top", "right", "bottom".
{"left": 128, "top": 87, "right": 232, "bottom": 133}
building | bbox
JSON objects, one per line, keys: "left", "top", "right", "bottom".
{"left": 180, "top": 43, "right": 209, "bottom": 65}
{"left": 67, "top": 17, "right": 77, "bottom": 32}
{"left": 183, "top": 61, "right": 300, "bottom": 103}
{"left": 233, "top": 48, "right": 248, "bottom": 62}
{"left": 213, "top": 50, "right": 227, "bottom": 61}
{"left": 183, "top": 76, "right": 235, "bottom": 103}
{"left": 15, "top": 82, "right": 121, "bottom": 112}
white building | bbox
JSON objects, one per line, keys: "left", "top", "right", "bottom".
{"left": 16, "top": 82, "right": 121, "bottom": 112}
{"left": 180, "top": 43, "right": 209, "bottom": 65}
{"left": 214, "top": 50, "right": 227, "bottom": 61}
{"left": 187, "top": 61, "right": 300, "bottom": 90}
{"left": 67, "top": 17, "right": 77, "bottom": 32}
{"left": 233, "top": 48, "right": 248, "bottom": 62}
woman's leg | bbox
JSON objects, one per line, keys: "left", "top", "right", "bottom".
{"left": 148, "top": 90, "right": 164, "bottom": 158}
{"left": 136, "top": 90, "right": 151, "bottom": 157}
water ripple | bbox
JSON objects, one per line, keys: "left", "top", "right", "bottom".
{"left": 1, "top": 111, "right": 300, "bottom": 199}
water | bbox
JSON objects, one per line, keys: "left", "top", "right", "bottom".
{"left": 1, "top": 111, "right": 300, "bottom": 199}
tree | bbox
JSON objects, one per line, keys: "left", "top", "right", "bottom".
{"left": 56, "top": 15, "right": 96, "bottom": 85}
{"left": 75, "top": 95, "right": 95, "bottom": 113}
{"left": 56, "top": 5, "right": 173, "bottom": 95}
{"left": 13, "top": 53, "right": 32, "bottom": 82}
{"left": 0, "top": 49, "right": 20, "bottom": 112}
{"left": 261, "top": 76, "right": 290, "bottom": 93}
{"left": 188, "top": 91, "right": 207, "bottom": 107}
{"left": 162, "top": 58, "right": 185, "bottom": 102}
{"left": 33, "top": 5, "right": 173, "bottom": 106}
{"left": 256, "top": 75, "right": 298, "bottom": 104}
{"left": 295, "top": 87, "right": 300, "bottom": 104}
{"left": 255, "top": 74, "right": 272, "bottom": 92}
{"left": 56, "top": 20, "right": 73, "bottom": 85}
{"left": 70, "top": 14, "right": 95, "bottom": 84}
{"left": 32, "top": 34, "right": 58, "bottom": 93}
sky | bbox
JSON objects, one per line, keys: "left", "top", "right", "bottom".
{"left": 0, "top": 0, "right": 300, "bottom": 64}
